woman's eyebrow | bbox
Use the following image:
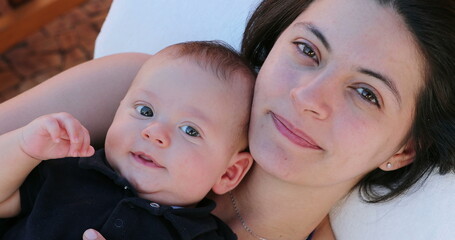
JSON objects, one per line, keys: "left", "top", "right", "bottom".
{"left": 358, "top": 67, "right": 402, "bottom": 105}
{"left": 293, "top": 22, "right": 401, "bottom": 106}
{"left": 294, "top": 22, "right": 331, "bottom": 52}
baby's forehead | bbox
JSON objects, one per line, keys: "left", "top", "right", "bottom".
{"left": 141, "top": 52, "right": 253, "bottom": 91}
{"left": 158, "top": 43, "right": 254, "bottom": 80}
{"left": 134, "top": 55, "right": 251, "bottom": 95}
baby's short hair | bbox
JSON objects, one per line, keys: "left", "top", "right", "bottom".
{"left": 162, "top": 40, "right": 256, "bottom": 84}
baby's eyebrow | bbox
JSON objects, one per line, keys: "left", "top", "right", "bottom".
{"left": 137, "top": 89, "right": 213, "bottom": 128}
{"left": 181, "top": 107, "right": 212, "bottom": 126}
{"left": 140, "top": 89, "right": 157, "bottom": 99}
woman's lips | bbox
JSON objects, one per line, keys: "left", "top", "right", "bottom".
{"left": 131, "top": 152, "right": 164, "bottom": 168}
{"left": 271, "top": 112, "right": 322, "bottom": 150}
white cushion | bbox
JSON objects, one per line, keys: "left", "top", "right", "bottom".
{"left": 330, "top": 170, "right": 455, "bottom": 239}
{"left": 94, "top": 2, "right": 455, "bottom": 239}
{"left": 94, "top": 0, "right": 261, "bottom": 58}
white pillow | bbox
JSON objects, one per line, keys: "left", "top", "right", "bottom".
{"left": 330, "top": 170, "right": 455, "bottom": 240}
{"left": 94, "top": 1, "right": 455, "bottom": 239}
{"left": 94, "top": 0, "right": 261, "bottom": 58}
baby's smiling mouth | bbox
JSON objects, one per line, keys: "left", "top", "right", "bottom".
{"left": 131, "top": 152, "right": 164, "bottom": 168}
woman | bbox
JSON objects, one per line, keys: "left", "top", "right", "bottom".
{"left": 1, "top": 0, "right": 454, "bottom": 239}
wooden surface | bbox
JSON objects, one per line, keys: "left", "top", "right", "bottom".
{"left": 0, "top": 0, "right": 88, "bottom": 53}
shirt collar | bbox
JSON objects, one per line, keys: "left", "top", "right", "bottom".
{"left": 78, "top": 149, "right": 136, "bottom": 194}
{"left": 77, "top": 149, "right": 232, "bottom": 239}
{"left": 127, "top": 197, "right": 223, "bottom": 239}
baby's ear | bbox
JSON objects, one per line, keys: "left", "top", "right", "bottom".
{"left": 211, "top": 151, "right": 253, "bottom": 195}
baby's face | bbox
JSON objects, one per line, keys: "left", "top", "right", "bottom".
{"left": 105, "top": 56, "right": 251, "bottom": 206}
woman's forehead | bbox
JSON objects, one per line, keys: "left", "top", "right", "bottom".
{"left": 293, "top": 0, "right": 408, "bottom": 44}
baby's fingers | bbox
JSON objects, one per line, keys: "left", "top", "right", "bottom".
{"left": 41, "top": 117, "right": 65, "bottom": 143}
{"left": 79, "top": 126, "right": 95, "bottom": 157}
{"left": 54, "top": 113, "right": 89, "bottom": 157}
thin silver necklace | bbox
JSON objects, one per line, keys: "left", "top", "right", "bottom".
{"left": 228, "top": 191, "right": 269, "bottom": 240}
{"left": 228, "top": 191, "right": 313, "bottom": 240}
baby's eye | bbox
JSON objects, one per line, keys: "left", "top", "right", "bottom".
{"left": 135, "top": 105, "right": 154, "bottom": 117}
{"left": 355, "top": 87, "right": 380, "bottom": 107}
{"left": 294, "top": 41, "right": 319, "bottom": 64}
{"left": 180, "top": 125, "right": 200, "bottom": 137}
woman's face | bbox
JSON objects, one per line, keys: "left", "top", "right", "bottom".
{"left": 249, "top": 0, "right": 424, "bottom": 188}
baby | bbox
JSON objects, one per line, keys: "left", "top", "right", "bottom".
{"left": 0, "top": 41, "right": 255, "bottom": 239}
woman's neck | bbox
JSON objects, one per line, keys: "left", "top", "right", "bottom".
{"left": 211, "top": 164, "right": 355, "bottom": 240}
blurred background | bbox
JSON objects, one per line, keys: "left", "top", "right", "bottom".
{"left": 0, "top": 0, "right": 112, "bottom": 102}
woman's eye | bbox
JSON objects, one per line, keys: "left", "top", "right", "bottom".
{"left": 180, "top": 125, "right": 200, "bottom": 137}
{"left": 135, "top": 105, "right": 154, "bottom": 117}
{"left": 295, "top": 41, "right": 319, "bottom": 64}
{"left": 355, "top": 87, "right": 380, "bottom": 107}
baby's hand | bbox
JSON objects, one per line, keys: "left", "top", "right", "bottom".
{"left": 19, "top": 112, "right": 95, "bottom": 161}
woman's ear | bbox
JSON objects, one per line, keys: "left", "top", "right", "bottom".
{"left": 379, "top": 141, "right": 415, "bottom": 171}
{"left": 211, "top": 151, "right": 253, "bottom": 195}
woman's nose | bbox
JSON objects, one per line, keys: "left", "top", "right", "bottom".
{"left": 141, "top": 123, "right": 170, "bottom": 147}
{"left": 290, "top": 79, "right": 331, "bottom": 120}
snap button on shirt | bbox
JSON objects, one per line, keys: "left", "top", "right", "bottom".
{"left": 150, "top": 202, "right": 160, "bottom": 208}
{"left": 114, "top": 219, "right": 124, "bottom": 228}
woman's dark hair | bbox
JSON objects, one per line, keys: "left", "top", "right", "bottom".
{"left": 241, "top": 0, "right": 455, "bottom": 202}
{"left": 242, "top": 0, "right": 313, "bottom": 70}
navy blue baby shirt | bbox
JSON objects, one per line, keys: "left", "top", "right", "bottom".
{"left": 0, "top": 149, "right": 236, "bottom": 240}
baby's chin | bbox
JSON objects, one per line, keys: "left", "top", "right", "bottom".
{"left": 136, "top": 190, "right": 198, "bottom": 208}
{"left": 136, "top": 191, "right": 172, "bottom": 205}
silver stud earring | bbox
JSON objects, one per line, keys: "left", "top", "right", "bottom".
{"left": 386, "top": 162, "right": 393, "bottom": 169}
